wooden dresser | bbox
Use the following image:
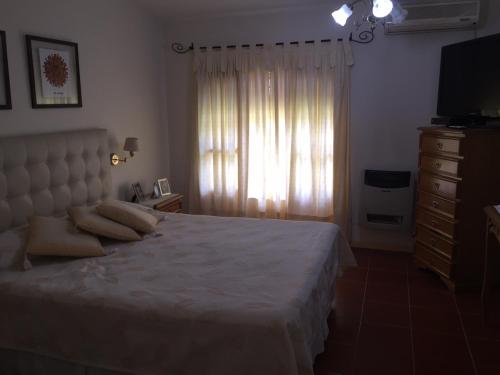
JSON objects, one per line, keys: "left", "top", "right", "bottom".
{"left": 415, "top": 127, "right": 500, "bottom": 291}
{"left": 139, "top": 194, "right": 184, "bottom": 213}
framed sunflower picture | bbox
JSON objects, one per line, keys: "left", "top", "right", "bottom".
{"left": 26, "top": 35, "right": 82, "bottom": 108}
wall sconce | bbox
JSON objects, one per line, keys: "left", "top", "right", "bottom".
{"left": 110, "top": 137, "right": 139, "bottom": 166}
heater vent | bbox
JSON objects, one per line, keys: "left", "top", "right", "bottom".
{"left": 362, "top": 170, "right": 413, "bottom": 230}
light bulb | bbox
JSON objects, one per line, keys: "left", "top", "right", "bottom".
{"left": 331, "top": 4, "right": 353, "bottom": 26}
{"left": 372, "top": 0, "right": 393, "bottom": 18}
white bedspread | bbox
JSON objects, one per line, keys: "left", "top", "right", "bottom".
{"left": 0, "top": 213, "right": 354, "bottom": 375}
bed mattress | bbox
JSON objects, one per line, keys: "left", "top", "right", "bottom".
{"left": 0, "top": 213, "right": 352, "bottom": 375}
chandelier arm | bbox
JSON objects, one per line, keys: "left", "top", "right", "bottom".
{"left": 349, "top": 29, "right": 376, "bottom": 44}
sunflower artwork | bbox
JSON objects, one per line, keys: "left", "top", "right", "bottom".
{"left": 38, "top": 48, "right": 72, "bottom": 98}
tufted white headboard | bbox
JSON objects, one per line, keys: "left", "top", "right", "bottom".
{"left": 0, "top": 129, "right": 112, "bottom": 232}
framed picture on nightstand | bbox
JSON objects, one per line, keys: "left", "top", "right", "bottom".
{"left": 156, "top": 178, "right": 171, "bottom": 196}
{"left": 131, "top": 182, "right": 145, "bottom": 202}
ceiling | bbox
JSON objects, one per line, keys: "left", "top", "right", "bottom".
{"left": 134, "top": 0, "right": 335, "bottom": 18}
{"left": 134, "top": 0, "right": 476, "bottom": 19}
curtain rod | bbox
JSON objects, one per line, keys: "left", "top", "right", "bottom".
{"left": 171, "top": 38, "right": 343, "bottom": 54}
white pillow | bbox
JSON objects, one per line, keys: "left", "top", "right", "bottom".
{"left": 26, "top": 216, "right": 105, "bottom": 257}
{"left": 96, "top": 200, "right": 159, "bottom": 234}
{"left": 68, "top": 206, "right": 142, "bottom": 241}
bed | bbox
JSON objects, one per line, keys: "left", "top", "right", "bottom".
{"left": 0, "top": 129, "right": 355, "bottom": 375}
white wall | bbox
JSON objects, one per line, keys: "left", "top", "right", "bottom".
{"left": 163, "top": 0, "right": 500, "bottom": 227}
{"left": 0, "top": 0, "right": 166, "bottom": 199}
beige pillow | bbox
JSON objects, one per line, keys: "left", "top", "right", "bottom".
{"left": 96, "top": 200, "right": 158, "bottom": 234}
{"left": 26, "top": 216, "right": 105, "bottom": 257}
{"left": 68, "top": 206, "right": 142, "bottom": 241}
{"left": 122, "top": 201, "right": 167, "bottom": 222}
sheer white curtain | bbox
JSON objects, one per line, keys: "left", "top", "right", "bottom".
{"left": 191, "top": 41, "right": 353, "bottom": 236}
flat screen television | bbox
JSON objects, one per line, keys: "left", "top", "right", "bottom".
{"left": 437, "top": 33, "right": 500, "bottom": 124}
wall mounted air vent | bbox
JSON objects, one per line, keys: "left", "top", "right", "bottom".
{"left": 385, "top": 0, "right": 480, "bottom": 34}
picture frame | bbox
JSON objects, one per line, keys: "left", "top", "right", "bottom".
{"left": 0, "top": 30, "right": 12, "bottom": 110}
{"left": 157, "top": 178, "right": 171, "bottom": 196}
{"left": 153, "top": 182, "right": 161, "bottom": 199}
{"left": 26, "top": 35, "right": 82, "bottom": 108}
{"left": 131, "top": 182, "right": 145, "bottom": 202}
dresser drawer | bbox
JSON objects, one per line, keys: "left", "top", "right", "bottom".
{"left": 158, "top": 201, "right": 182, "bottom": 213}
{"left": 416, "top": 208, "right": 456, "bottom": 239}
{"left": 154, "top": 195, "right": 183, "bottom": 213}
{"left": 419, "top": 173, "right": 458, "bottom": 200}
{"left": 417, "top": 191, "right": 456, "bottom": 219}
{"left": 420, "top": 155, "right": 460, "bottom": 178}
{"left": 421, "top": 136, "right": 461, "bottom": 156}
{"left": 415, "top": 242, "right": 453, "bottom": 279}
{"left": 416, "top": 225, "right": 455, "bottom": 259}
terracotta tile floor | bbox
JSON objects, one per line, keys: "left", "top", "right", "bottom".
{"left": 314, "top": 248, "right": 500, "bottom": 375}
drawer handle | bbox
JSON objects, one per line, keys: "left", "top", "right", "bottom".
{"left": 433, "top": 182, "right": 440, "bottom": 191}
{"left": 430, "top": 237, "right": 437, "bottom": 247}
{"left": 431, "top": 200, "right": 440, "bottom": 208}
{"left": 431, "top": 220, "right": 439, "bottom": 228}
{"left": 436, "top": 142, "right": 444, "bottom": 149}
{"left": 434, "top": 161, "right": 442, "bottom": 169}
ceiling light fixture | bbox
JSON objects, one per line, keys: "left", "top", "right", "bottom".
{"left": 331, "top": 4, "right": 353, "bottom": 26}
{"left": 331, "top": 0, "right": 407, "bottom": 44}
{"left": 372, "top": 0, "right": 394, "bottom": 18}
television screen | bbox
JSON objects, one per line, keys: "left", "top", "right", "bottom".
{"left": 437, "top": 33, "right": 500, "bottom": 118}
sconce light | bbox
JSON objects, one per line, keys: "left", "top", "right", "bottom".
{"left": 110, "top": 137, "right": 139, "bottom": 166}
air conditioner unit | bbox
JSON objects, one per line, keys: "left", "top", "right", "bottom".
{"left": 385, "top": 0, "right": 480, "bottom": 34}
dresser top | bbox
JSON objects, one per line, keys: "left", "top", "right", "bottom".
{"left": 419, "top": 126, "right": 500, "bottom": 137}
{"left": 140, "top": 194, "right": 183, "bottom": 209}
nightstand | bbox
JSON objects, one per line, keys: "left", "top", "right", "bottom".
{"left": 139, "top": 194, "right": 184, "bottom": 213}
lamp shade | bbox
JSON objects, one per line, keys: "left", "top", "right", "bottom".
{"left": 390, "top": 2, "right": 408, "bottom": 24}
{"left": 332, "top": 4, "right": 353, "bottom": 26}
{"left": 372, "top": 0, "right": 393, "bottom": 18}
{"left": 123, "top": 137, "right": 139, "bottom": 152}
